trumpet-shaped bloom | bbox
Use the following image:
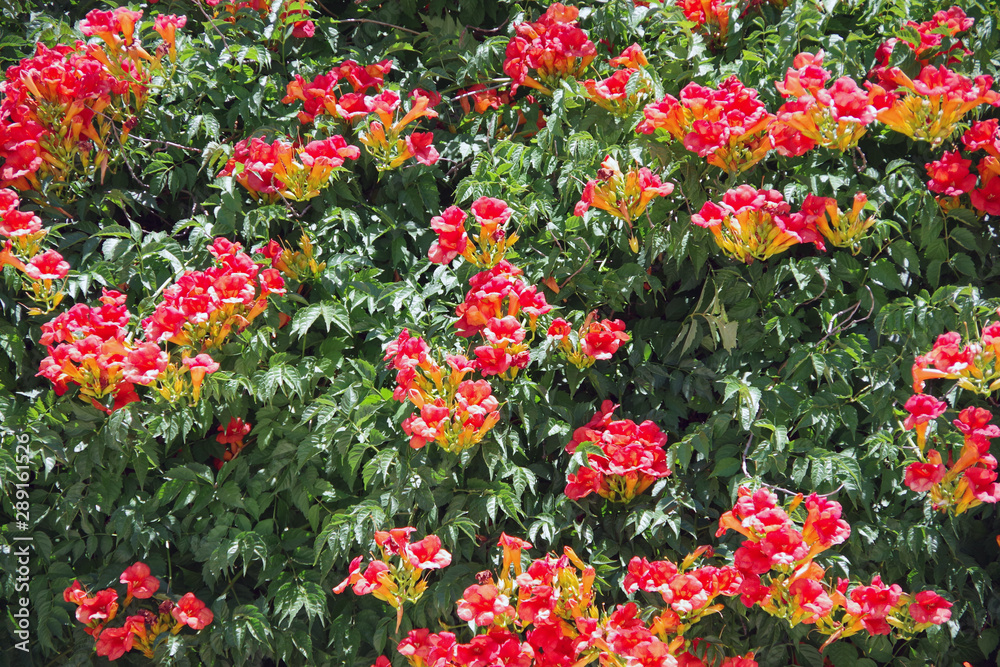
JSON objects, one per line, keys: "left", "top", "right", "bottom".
{"left": 691, "top": 186, "right": 823, "bottom": 263}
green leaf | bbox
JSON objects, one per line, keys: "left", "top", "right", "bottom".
{"left": 229, "top": 604, "right": 273, "bottom": 649}
{"left": 710, "top": 457, "right": 741, "bottom": 478}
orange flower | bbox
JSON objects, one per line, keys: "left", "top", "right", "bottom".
{"left": 802, "top": 193, "right": 876, "bottom": 252}
{"left": 875, "top": 66, "right": 1000, "bottom": 146}
{"left": 638, "top": 77, "right": 777, "bottom": 174}
{"left": 691, "top": 186, "right": 824, "bottom": 263}
{"left": 153, "top": 15, "right": 188, "bottom": 62}
{"left": 574, "top": 156, "right": 673, "bottom": 249}
{"left": 170, "top": 593, "right": 213, "bottom": 632}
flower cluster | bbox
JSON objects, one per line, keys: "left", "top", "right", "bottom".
{"left": 774, "top": 51, "right": 880, "bottom": 152}
{"left": 870, "top": 65, "right": 999, "bottom": 147}
{"left": 503, "top": 3, "right": 597, "bottom": 94}
{"left": 36, "top": 288, "right": 141, "bottom": 412}
{"left": 215, "top": 416, "right": 252, "bottom": 466}
{"left": 582, "top": 44, "right": 652, "bottom": 115}
{"left": 471, "top": 315, "right": 532, "bottom": 379}
{"left": 869, "top": 6, "right": 974, "bottom": 87}
{"left": 637, "top": 77, "right": 778, "bottom": 174}
{"left": 142, "top": 238, "right": 285, "bottom": 352}
{"left": 800, "top": 192, "right": 877, "bottom": 253}
{"left": 217, "top": 135, "right": 360, "bottom": 202}
{"left": 0, "top": 188, "right": 69, "bottom": 313}
{"left": 677, "top": 0, "right": 731, "bottom": 48}
{"left": 282, "top": 60, "right": 440, "bottom": 171}
{"left": 333, "top": 527, "right": 451, "bottom": 630}
{"left": 386, "top": 535, "right": 753, "bottom": 667}
{"left": 205, "top": 0, "right": 315, "bottom": 38}
{"left": 64, "top": 563, "right": 212, "bottom": 661}
{"left": 454, "top": 261, "right": 552, "bottom": 338}
{"left": 924, "top": 120, "right": 1000, "bottom": 216}
{"left": 717, "top": 487, "right": 951, "bottom": 643}
{"left": 898, "top": 6, "right": 973, "bottom": 63}
{"left": 357, "top": 89, "right": 441, "bottom": 170}
{"left": 690, "top": 185, "right": 824, "bottom": 263}
{"left": 622, "top": 549, "right": 743, "bottom": 639}
{"left": 564, "top": 400, "right": 671, "bottom": 503}
{"left": 911, "top": 322, "right": 1000, "bottom": 397}
{"left": 394, "top": 537, "right": 599, "bottom": 666}
{"left": 574, "top": 155, "right": 674, "bottom": 249}
{"left": 547, "top": 311, "right": 630, "bottom": 369}
{"left": 36, "top": 238, "right": 284, "bottom": 412}
{"left": 902, "top": 403, "right": 1000, "bottom": 515}
{"left": 282, "top": 59, "right": 393, "bottom": 125}
{"left": 260, "top": 231, "right": 327, "bottom": 284}
{"left": 454, "top": 261, "right": 552, "bottom": 378}
{"left": 902, "top": 327, "right": 1000, "bottom": 515}
{"left": 77, "top": 6, "right": 177, "bottom": 92}
{"left": 384, "top": 329, "right": 501, "bottom": 452}
{"left": 428, "top": 197, "right": 519, "bottom": 268}
{"left": 0, "top": 7, "right": 175, "bottom": 192}
{"left": 368, "top": 505, "right": 948, "bottom": 667}
{"left": 385, "top": 254, "right": 551, "bottom": 449}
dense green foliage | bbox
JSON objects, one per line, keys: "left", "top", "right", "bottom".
{"left": 2, "top": 0, "right": 1000, "bottom": 664}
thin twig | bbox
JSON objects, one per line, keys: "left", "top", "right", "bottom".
{"left": 818, "top": 284, "right": 875, "bottom": 344}
{"left": 451, "top": 83, "right": 510, "bottom": 100}
{"left": 741, "top": 434, "right": 753, "bottom": 477}
{"left": 127, "top": 135, "right": 202, "bottom": 153}
{"left": 761, "top": 481, "right": 847, "bottom": 498}
{"left": 820, "top": 483, "right": 846, "bottom": 497}
{"left": 558, "top": 238, "right": 593, "bottom": 290}
{"left": 445, "top": 157, "right": 474, "bottom": 180}
{"left": 194, "top": 0, "right": 232, "bottom": 52}
{"left": 796, "top": 273, "right": 829, "bottom": 310}
{"left": 464, "top": 20, "right": 510, "bottom": 34}
{"left": 336, "top": 17, "right": 421, "bottom": 35}
{"left": 108, "top": 122, "right": 147, "bottom": 191}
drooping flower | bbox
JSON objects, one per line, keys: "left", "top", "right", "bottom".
{"left": 904, "top": 451, "right": 946, "bottom": 493}
{"left": 25, "top": 250, "right": 70, "bottom": 280}
{"left": 64, "top": 581, "right": 89, "bottom": 605}
{"left": 95, "top": 626, "right": 134, "bottom": 661}
{"left": 120, "top": 563, "right": 160, "bottom": 603}
{"left": 909, "top": 590, "right": 953, "bottom": 625}
{"left": 427, "top": 206, "right": 468, "bottom": 265}
{"left": 638, "top": 77, "right": 777, "bottom": 174}
{"left": 181, "top": 354, "right": 220, "bottom": 403}
{"left": 404, "top": 132, "right": 440, "bottom": 166}
{"left": 691, "top": 186, "right": 823, "bottom": 263}
{"left": 75, "top": 588, "right": 119, "bottom": 628}
{"left": 564, "top": 401, "right": 671, "bottom": 503}
{"left": 925, "top": 151, "right": 977, "bottom": 196}
{"left": 456, "top": 584, "right": 514, "bottom": 626}
{"left": 153, "top": 14, "right": 187, "bottom": 61}
{"left": 170, "top": 593, "right": 214, "bottom": 630}
{"left": 902, "top": 394, "right": 948, "bottom": 430}
{"left": 406, "top": 535, "right": 453, "bottom": 570}
{"left": 502, "top": 3, "right": 596, "bottom": 93}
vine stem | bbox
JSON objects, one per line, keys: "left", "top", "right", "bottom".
{"left": 334, "top": 18, "right": 421, "bottom": 35}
